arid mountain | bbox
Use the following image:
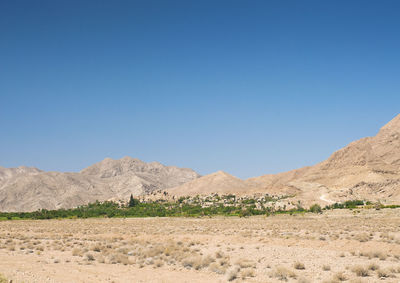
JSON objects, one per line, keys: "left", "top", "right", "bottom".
{"left": 2, "top": 115, "right": 400, "bottom": 211}
{"left": 248, "top": 114, "right": 400, "bottom": 205}
{"left": 169, "top": 114, "right": 400, "bottom": 206}
{"left": 0, "top": 157, "right": 199, "bottom": 212}
{"left": 167, "top": 171, "right": 259, "bottom": 196}
{"left": 0, "top": 166, "right": 42, "bottom": 182}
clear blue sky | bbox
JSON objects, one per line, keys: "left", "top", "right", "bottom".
{"left": 1, "top": 0, "right": 399, "bottom": 178}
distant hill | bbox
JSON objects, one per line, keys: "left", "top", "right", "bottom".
{"left": 169, "top": 114, "right": 400, "bottom": 206}
{"left": 0, "top": 157, "right": 199, "bottom": 212}
{"left": 2, "top": 114, "right": 400, "bottom": 212}
{"left": 167, "top": 171, "right": 259, "bottom": 196}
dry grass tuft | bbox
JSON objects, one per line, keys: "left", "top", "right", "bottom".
{"left": 294, "top": 261, "right": 305, "bottom": 270}
{"left": 334, "top": 272, "right": 347, "bottom": 281}
{"left": 367, "top": 263, "right": 379, "bottom": 271}
{"left": 377, "top": 269, "right": 391, "bottom": 278}
{"left": 226, "top": 266, "right": 240, "bottom": 281}
{"left": 235, "top": 258, "right": 256, "bottom": 269}
{"left": 271, "top": 266, "right": 296, "bottom": 280}
{"left": 0, "top": 273, "right": 8, "bottom": 283}
{"left": 240, "top": 268, "right": 256, "bottom": 279}
{"left": 352, "top": 265, "right": 369, "bottom": 277}
{"left": 322, "top": 265, "right": 331, "bottom": 271}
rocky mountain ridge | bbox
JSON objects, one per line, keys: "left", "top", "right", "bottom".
{"left": 0, "top": 157, "right": 199, "bottom": 212}
{"left": 2, "top": 114, "right": 400, "bottom": 211}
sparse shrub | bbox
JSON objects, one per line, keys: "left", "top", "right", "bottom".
{"left": 294, "top": 261, "right": 305, "bottom": 270}
{"left": 297, "top": 278, "right": 311, "bottom": 283}
{"left": 309, "top": 204, "right": 322, "bottom": 213}
{"left": 86, "top": 253, "right": 95, "bottom": 261}
{"left": 271, "top": 266, "right": 296, "bottom": 280}
{"left": 355, "top": 233, "right": 370, "bottom": 242}
{"left": 0, "top": 273, "right": 8, "bottom": 283}
{"left": 226, "top": 267, "right": 240, "bottom": 281}
{"left": 72, "top": 248, "right": 83, "bottom": 257}
{"left": 108, "top": 253, "right": 130, "bottom": 265}
{"left": 368, "top": 263, "right": 379, "bottom": 271}
{"left": 183, "top": 256, "right": 203, "bottom": 270}
{"left": 209, "top": 262, "right": 227, "bottom": 274}
{"left": 377, "top": 269, "right": 390, "bottom": 278}
{"left": 240, "top": 268, "right": 255, "bottom": 278}
{"left": 91, "top": 244, "right": 102, "bottom": 252}
{"left": 154, "top": 259, "right": 164, "bottom": 267}
{"left": 352, "top": 265, "right": 369, "bottom": 277}
{"left": 201, "top": 255, "right": 215, "bottom": 267}
{"left": 322, "top": 265, "right": 331, "bottom": 271}
{"left": 334, "top": 272, "right": 347, "bottom": 281}
{"left": 235, "top": 258, "right": 255, "bottom": 269}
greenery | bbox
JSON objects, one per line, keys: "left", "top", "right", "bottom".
{"left": 324, "top": 200, "right": 366, "bottom": 210}
{"left": 128, "top": 194, "right": 139, "bottom": 207}
{"left": 0, "top": 196, "right": 398, "bottom": 221}
{"left": 309, "top": 204, "right": 322, "bottom": 213}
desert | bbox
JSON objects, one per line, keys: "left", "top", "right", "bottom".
{"left": 2, "top": 1, "right": 400, "bottom": 282}
{"left": 1, "top": 209, "right": 400, "bottom": 282}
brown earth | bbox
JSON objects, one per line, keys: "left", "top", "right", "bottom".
{"left": 1, "top": 209, "right": 400, "bottom": 282}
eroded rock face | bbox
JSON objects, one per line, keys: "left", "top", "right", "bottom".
{"left": 0, "top": 157, "right": 200, "bottom": 212}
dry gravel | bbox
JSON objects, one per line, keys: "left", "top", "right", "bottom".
{"left": 1, "top": 209, "right": 400, "bottom": 282}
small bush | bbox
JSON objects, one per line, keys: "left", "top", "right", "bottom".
{"left": 86, "top": 253, "right": 95, "bottom": 261}
{"left": 309, "top": 204, "right": 322, "bottom": 213}
{"left": 334, "top": 272, "right": 347, "bottom": 281}
{"left": 226, "top": 267, "right": 240, "bottom": 281}
{"left": 368, "top": 263, "right": 379, "bottom": 271}
{"left": 352, "top": 266, "right": 369, "bottom": 277}
{"left": 355, "top": 233, "right": 370, "bottom": 242}
{"left": 235, "top": 258, "right": 256, "bottom": 269}
{"left": 294, "top": 261, "right": 305, "bottom": 270}
{"left": 271, "top": 266, "right": 297, "bottom": 280}
{"left": 322, "top": 265, "right": 331, "bottom": 271}
{"left": 240, "top": 268, "right": 255, "bottom": 278}
{"left": 72, "top": 248, "right": 83, "bottom": 257}
{"left": 209, "top": 262, "right": 227, "bottom": 274}
{"left": 377, "top": 269, "right": 390, "bottom": 278}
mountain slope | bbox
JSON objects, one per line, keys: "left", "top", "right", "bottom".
{"left": 0, "top": 157, "right": 199, "bottom": 212}
{"left": 249, "top": 114, "right": 400, "bottom": 204}
{"left": 167, "top": 171, "right": 259, "bottom": 196}
{"left": 169, "top": 114, "right": 400, "bottom": 205}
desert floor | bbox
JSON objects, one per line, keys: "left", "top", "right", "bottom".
{"left": 1, "top": 209, "right": 400, "bottom": 283}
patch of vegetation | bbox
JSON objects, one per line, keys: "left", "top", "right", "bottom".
{"left": 0, "top": 195, "right": 398, "bottom": 220}
{"left": 309, "top": 204, "right": 322, "bottom": 213}
{"left": 325, "top": 200, "right": 366, "bottom": 209}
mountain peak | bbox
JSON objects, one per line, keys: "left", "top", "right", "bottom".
{"left": 211, "top": 170, "right": 238, "bottom": 179}
{"left": 379, "top": 114, "right": 400, "bottom": 134}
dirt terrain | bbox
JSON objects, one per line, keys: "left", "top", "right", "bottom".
{"left": 1, "top": 209, "right": 400, "bottom": 282}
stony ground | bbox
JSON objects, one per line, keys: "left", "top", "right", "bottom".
{"left": 1, "top": 209, "right": 400, "bottom": 282}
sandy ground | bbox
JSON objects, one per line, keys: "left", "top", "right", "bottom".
{"left": 1, "top": 209, "right": 400, "bottom": 282}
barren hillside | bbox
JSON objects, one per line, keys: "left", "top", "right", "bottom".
{"left": 0, "top": 157, "right": 199, "bottom": 212}
{"left": 170, "top": 114, "right": 400, "bottom": 205}
{"left": 168, "top": 171, "right": 259, "bottom": 196}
